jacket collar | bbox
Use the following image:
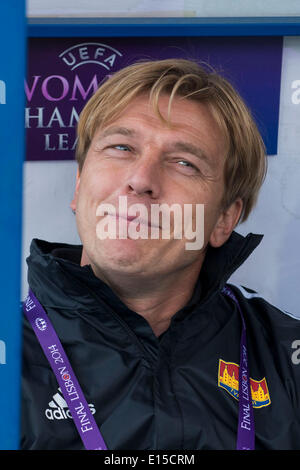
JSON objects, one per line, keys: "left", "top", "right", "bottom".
{"left": 199, "top": 230, "right": 263, "bottom": 302}
{"left": 27, "top": 230, "right": 263, "bottom": 312}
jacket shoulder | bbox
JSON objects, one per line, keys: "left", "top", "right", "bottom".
{"left": 226, "top": 282, "right": 300, "bottom": 323}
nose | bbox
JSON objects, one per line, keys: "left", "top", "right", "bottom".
{"left": 125, "top": 147, "right": 161, "bottom": 199}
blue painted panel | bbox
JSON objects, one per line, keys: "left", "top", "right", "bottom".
{"left": 0, "top": 0, "right": 26, "bottom": 450}
{"left": 27, "top": 17, "right": 300, "bottom": 38}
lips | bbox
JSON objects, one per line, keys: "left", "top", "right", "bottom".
{"left": 115, "top": 213, "right": 160, "bottom": 229}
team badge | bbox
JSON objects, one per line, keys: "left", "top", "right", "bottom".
{"left": 218, "top": 359, "right": 271, "bottom": 408}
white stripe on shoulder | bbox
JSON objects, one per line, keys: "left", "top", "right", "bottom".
{"left": 227, "top": 282, "right": 261, "bottom": 300}
{"left": 280, "top": 310, "right": 300, "bottom": 320}
{"left": 228, "top": 282, "right": 300, "bottom": 320}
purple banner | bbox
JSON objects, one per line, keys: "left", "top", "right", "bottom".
{"left": 26, "top": 36, "right": 282, "bottom": 161}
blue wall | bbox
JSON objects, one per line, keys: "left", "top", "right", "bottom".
{"left": 0, "top": 0, "right": 26, "bottom": 450}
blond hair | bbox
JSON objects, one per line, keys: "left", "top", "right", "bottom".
{"left": 76, "top": 59, "right": 267, "bottom": 223}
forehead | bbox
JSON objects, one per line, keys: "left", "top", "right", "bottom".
{"left": 100, "top": 93, "right": 216, "bottom": 129}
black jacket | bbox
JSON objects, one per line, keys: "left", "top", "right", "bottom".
{"left": 21, "top": 231, "right": 300, "bottom": 450}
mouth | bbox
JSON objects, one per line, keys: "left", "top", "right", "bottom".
{"left": 114, "top": 213, "right": 161, "bottom": 229}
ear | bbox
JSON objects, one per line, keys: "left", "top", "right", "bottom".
{"left": 70, "top": 167, "right": 81, "bottom": 212}
{"left": 209, "top": 198, "right": 243, "bottom": 248}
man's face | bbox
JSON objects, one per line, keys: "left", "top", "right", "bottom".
{"left": 72, "top": 93, "right": 237, "bottom": 281}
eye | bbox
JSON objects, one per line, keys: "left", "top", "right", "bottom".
{"left": 113, "top": 144, "right": 131, "bottom": 151}
{"left": 104, "top": 143, "right": 132, "bottom": 156}
{"left": 178, "top": 160, "right": 195, "bottom": 168}
{"left": 177, "top": 160, "right": 199, "bottom": 172}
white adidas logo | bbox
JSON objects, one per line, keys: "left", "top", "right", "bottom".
{"left": 45, "top": 388, "right": 96, "bottom": 421}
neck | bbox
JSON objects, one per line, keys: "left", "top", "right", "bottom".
{"left": 80, "top": 249, "right": 204, "bottom": 337}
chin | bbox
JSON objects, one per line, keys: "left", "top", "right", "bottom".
{"left": 94, "top": 238, "right": 147, "bottom": 268}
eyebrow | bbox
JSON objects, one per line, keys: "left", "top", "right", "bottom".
{"left": 97, "top": 126, "right": 137, "bottom": 140}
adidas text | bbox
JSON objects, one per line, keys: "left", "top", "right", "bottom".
{"left": 46, "top": 403, "right": 96, "bottom": 420}
{"left": 45, "top": 388, "right": 96, "bottom": 421}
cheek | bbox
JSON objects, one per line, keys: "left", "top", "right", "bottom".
{"left": 77, "top": 167, "right": 118, "bottom": 208}
{"left": 182, "top": 188, "right": 222, "bottom": 235}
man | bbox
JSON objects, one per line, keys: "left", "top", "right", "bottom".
{"left": 21, "top": 59, "right": 300, "bottom": 450}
